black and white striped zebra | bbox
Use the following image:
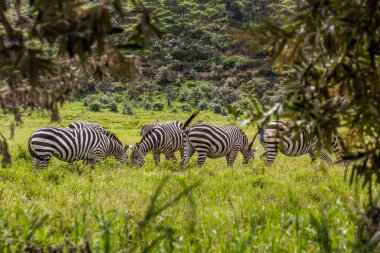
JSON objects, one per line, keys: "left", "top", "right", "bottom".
{"left": 28, "top": 127, "right": 129, "bottom": 168}
{"left": 179, "top": 124, "right": 260, "bottom": 169}
{"left": 130, "top": 109, "right": 200, "bottom": 167}
{"left": 68, "top": 121, "right": 106, "bottom": 134}
{"left": 259, "top": 120, "right": 350, "bottom": 168}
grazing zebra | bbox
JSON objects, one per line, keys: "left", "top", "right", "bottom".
{"left": 130, "top": 109, "right": 200, "bottom": 167}
{"left": 137, "top": 121, "right": 183, "bottom": 162}
{"left": 259, "top": 120, "right": 350, "bottom": 168}
{"left": 179, "top": 124, "right": 260, "bottom": 169}
{"left": 68, "top": 121, "right": 106, "bottom": 134}
{"left": 28, "top": 127, "right": 129, "bottom": 168}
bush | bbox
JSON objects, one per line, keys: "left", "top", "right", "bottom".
{"left": 180, "top": 104, "right": 192, "bottom": 112}
{"left": 83, "top": 94, "right": 97, "bottom": 106}
{"left": 141, "top": 98, "right": 153, "bottom": 110}
{"left": 171, "top": 107, "right": 178, "bottom": 113}
{"left": 221, "top": 108, "right": 228, "bottom": 116}
{"left": 199, "top": 101, "right": 209, "bottom": 110}
{"left": 212, "top": 103, "right": 222, "bottom": 114}
{"left": 153, "top": 102, "right": 164, "bottom": 111}
{"left": 108, "top": 102, "right": 118, "bottom": 112}
{"left": 99, "top": 94, "right": 112, "bottom": 105}
{"left": 122, "top": 100, "right": 134, "bottom": 115}
{"left": 155, "top": 66, "right": 177, "bottom": 85}
{"left": 89, "top": 102, "right": 101, "bottom": 112}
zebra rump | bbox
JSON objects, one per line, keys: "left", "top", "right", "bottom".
{"left": 28, "top": 127, "right": 128, "bottom": 167}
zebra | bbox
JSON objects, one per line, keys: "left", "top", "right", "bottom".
{"left": 259, "top": 120, "right": 350, "bottom": 168}
{"left": 130, "top": 109, "right": 200, "bottom": 167}
{"left": 28, "top": 127, "right": 129, "bottom": 168}
{"left": 179, "top": 124, "right": 260, "bottom": 169}
{"left": 68, "top": 121, "right": 107, "bottom": 134}
{"left": 137, "top": 121, "right": 183, "bottom": 162}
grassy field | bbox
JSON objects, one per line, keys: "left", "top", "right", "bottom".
{"left": 0, "top": 102, "right": 370, "bottom": 252}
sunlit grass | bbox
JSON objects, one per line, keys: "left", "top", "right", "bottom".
{"left": 0, "top": 102, "right": 370, "bottom": 252}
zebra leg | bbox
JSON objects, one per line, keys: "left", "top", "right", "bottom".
{"left": 153, "top": 151, "right": 161, "bottom": 164}
{"left": 226, "top": 148, "right": 239, "bottom": 166}
{"left": 260, "top": 152, "right": 267, "bottom": 159}
{"left": 196, "top": 150, "right": 208, "bottom": 167}
{"left": 165, "top": 153, "right": 177, "bottom": 162}
{"left": 180, "top": 143, "right": 195, "bottom": 170}
{"left": 264, "top": 148, "right": 278, "bottom": 166}
{"left": 320, "top": 149, "right": 332, "bottom": 166}
{"left": 32, "top": 157, "right": 50, "bottom": 168}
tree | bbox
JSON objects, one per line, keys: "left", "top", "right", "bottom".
{"left": 0, "top": 0, "right": 161, "bottom": 167}
{"left": 253, "top": 0, "right": 380, "bottom": 247}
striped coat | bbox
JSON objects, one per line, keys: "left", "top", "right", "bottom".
{"left": 68, "top": 121, "right": 106, "bottom": 134}
{"left": 180, "top": 123, "right": 260, "bottom": 169}
{"left": 28, "top": 127, "right": 128, "bottom": 168}
{"left": 259, "top": 120, "right": 350, "bottom": 167}
{"left": 130, "top": 109, "right": 200, "bottom": 167}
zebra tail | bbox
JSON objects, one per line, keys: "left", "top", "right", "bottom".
{"left": 182, "top": 108, "right": 200, "bottom": 130}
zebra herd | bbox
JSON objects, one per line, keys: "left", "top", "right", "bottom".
{"left": 28, "top": 110, "right": 350, "bottom": 169}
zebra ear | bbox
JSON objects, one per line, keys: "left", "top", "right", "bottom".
{"left": 125, "top": 144, "right": 132, "bottom": 151}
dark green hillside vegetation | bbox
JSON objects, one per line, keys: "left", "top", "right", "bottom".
{"left": 78, "top": 0, "right": 287, "bottom": 115}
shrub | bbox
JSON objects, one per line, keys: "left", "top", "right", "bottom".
{"left": 221, "top": 108, "right": 228, "bottom": 116}
{"left": 141, "top": 98, "right": 153, "bottom": 110}
{"left": 122, "top": 100, "right": 134, "bottom": 115}
{"left": 211, "top": 103, "right": 222, "bottom": 114}
{"left": 108, "top": 102, "right": 118, "bottom": 112}
{"left": 199, "top": 101, "right": 209, "bottom": 110}
{"left": 89, "top": 102, "right": 101, "bottom": 112}
{"left": 180, "top": 104, "right": 192, "bottom": 112}
{"left": 99, "top": 94, "right": 111, "bottom": 105}
{"left": 153, "top": 102, "right": 164, "bottom": 111}
{"left": 171, "top": 107, "right": 178, "bottom": 113}
{"left": 83, "top": 94, "right": 97, "bottom": 106}
{"left": 155, "top": 66, "right": 177, "bottom": 85}
{"left": 215, "top": 85, "right": 240, "bottom": 105}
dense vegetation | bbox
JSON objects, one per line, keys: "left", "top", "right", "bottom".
{"left": 79, "top": 0, "right": 286, "bottom": 116}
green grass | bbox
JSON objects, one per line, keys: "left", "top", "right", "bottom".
{"left": 0, "top": 102, "right": 370, "bottom": 252}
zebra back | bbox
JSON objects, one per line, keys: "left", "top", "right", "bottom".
{"left": 68, "top": 121, "right": 107, "bottom": 134}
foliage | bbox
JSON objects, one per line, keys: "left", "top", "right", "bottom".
{"left": 108, "top": 102, "right": 118, "bottom": 112}
{"left": 0, "top": 0, "right": 161, "bottom": 166}
{"left": 180, "top": 104, "right": 192, "bottom": 112}
{"left": 122, "top": 100, "right": 134, "bottom": 115}
{"left": 152, "top": 102, "right": 164, "bottom": 111}
{"left": 253, "top": 0, "right": 380, "bottom": 244}
{"left": 88, "top": 101, "right": 101, "bottom": 112}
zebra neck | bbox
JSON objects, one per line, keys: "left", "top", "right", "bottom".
{"left": 139, "top": 139, "right": 153, "bottom": 155}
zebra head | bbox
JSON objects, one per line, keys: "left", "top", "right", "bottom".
{"left": 242, "top": 131, "right": 260, "bottom": 164}
{"left": 130, "top": 142, "right": 145, "bottom": 167}
{"left": 106, "top": 133, "right": 130, "bottom": 164}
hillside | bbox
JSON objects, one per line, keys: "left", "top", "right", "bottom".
{"left": 78, "top": 0, "right": 286, "bottom": 116}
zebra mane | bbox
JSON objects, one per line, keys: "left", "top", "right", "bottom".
{"left": 105, "top": 131, "right": 123, "bottom": 146}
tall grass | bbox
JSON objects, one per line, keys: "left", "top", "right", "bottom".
{"left": 0, "top": 102, "right": 374, "bottom": 252}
